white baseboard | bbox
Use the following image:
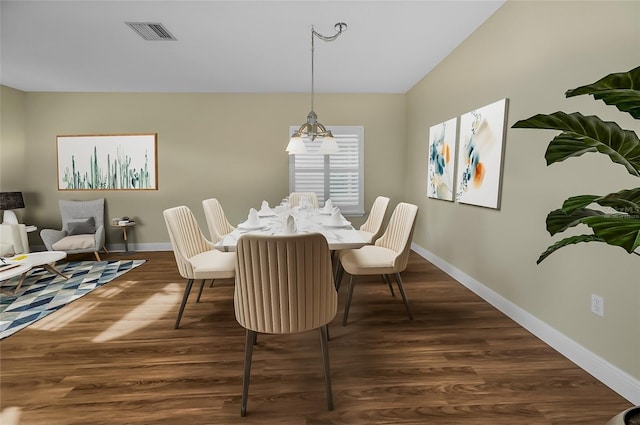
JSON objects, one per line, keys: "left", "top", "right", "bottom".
{"left": 30, "top": 243, "right": 174, "bottom": 253}
{"left": 411, "top": 243, "right": 640, "bottom": 405}
{"left": 117, "top": 242, "right": 173, "bottom": 252}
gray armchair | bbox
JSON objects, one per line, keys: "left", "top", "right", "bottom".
{"left": 40, "top": 198, "right": 106, "bottom": 261}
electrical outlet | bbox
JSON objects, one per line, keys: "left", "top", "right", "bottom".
{"left": 591, "top": 294, "right": 604, "bottom": 317}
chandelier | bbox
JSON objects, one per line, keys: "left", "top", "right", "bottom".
{"left": 286, "top": 22, "right": 347, "bottom": 155}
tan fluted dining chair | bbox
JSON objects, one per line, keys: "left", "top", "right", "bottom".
{"left": 234, "top": 233, "right": 338, "bottom": 416}
{"left": 288, "top": 192, "right": 319, "bottom": 209}
{"left": 357, "top": 195, "right": 390, "bottom": 244}
{"left": 202, "top": 198, "right": 235, "bottom": 244}
{"left": 337, "top": 202, "right": 418, "bottom": 325}
{"left": 163, "top": 206, "right": 235, "bottom": 329}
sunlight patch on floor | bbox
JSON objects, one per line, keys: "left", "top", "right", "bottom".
{"left": 30, "top": 301, "right": 100, "bottom": 331}
{"left": 91, "top": 283, "right": 181, "bottom": 342}
{"left": 97, "top": 279, "right": 136, "bottom": 298}
{"left": 0, "top": 406, "right": 22, "bottom": 425}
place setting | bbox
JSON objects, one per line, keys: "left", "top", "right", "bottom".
{"left": 237, "top": 208, "right": 269, "bottom": 232}
{"left": 214, "top": 197, "right": 366, "bottom": 252}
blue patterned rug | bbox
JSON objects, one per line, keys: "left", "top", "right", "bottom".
{"left": 0, "top": 259, "right": 145, "bottom": 339}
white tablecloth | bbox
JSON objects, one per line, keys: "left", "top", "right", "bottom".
{"left": 214, "top": 209, "right": 368, "bottom": 252}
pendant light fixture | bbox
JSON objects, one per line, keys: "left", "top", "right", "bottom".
{"left": 286, "top": 22, "right": 347, "bottom": 155}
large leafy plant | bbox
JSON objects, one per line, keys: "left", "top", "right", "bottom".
{"left": 512, "top": 66, "right": 640, "bottom": 264}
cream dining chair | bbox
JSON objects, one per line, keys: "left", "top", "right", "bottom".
{"left": 288, "top": 192, "right": 319, "bottom": 209}
{"left": 337, "top": 202, "right": 418, "bottom": 325}
{"left": 234, "top": 233, "right": 338, "bottom": 416}
{"left": 357, "top": 195, "right": 390, "bottom": 244}
{"left": 163, "top": 206, "right": 235, "bottom": 329}
{"left": 202, "top": 198, "right": 236, "bottom": 244}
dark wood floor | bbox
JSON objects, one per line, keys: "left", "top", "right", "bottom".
{"left": 0, "top": 251, "right": 632, "bottom": 425}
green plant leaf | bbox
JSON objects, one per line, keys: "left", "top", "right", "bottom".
{"left": 560, "top": 195, "right": 601, "bottom": 214}
{"left": 595, "top": 187, "right": 640, "bottom": 215}
{"left": 515, "top": 66, "right": 640, "bottom": 262}
{"left": 560, "top": 189, "right": 640, "bottom": 215}
{"left": 512, "top": 112, "right": 640, "bottom": 177}
{"left": 582, "top": 215, "right": 640, "bottom": 253}
{"left": 537, "top": 234, "right": 606, "bottom": 264}
{"left": 565, "top": 66, "right": 640, "bottom": 119}
{"left": 546, "top": 207, "right": 603, "bottom": 235}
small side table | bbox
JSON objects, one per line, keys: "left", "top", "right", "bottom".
{"left": 111, "top": 222, "right": 136, "bottom": 252}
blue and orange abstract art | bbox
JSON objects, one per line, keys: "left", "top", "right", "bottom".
{"left": 428, "top": 117, "right": 458, "bottom": 201}
{"left": 455, "top": 98, "right": 508, "bottom": 209}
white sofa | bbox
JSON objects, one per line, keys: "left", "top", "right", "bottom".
{"left": 0, "top": 223, "right": 30, "bottom": 256}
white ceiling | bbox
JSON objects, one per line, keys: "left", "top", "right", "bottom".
{"left": 0, "top": 0, "right": 504, "bottom": 94}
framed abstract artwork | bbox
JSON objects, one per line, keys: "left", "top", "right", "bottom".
{"left": 427, "top": 117, "right": 458, "bottom": 201}
{"left": 455, "top": 98, "right": 508, "bottom": 209}
{"left": 56, "top": 133, "right": 158, "bottom": 190}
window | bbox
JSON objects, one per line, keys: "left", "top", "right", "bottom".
{"left": 289, "top": 126, "right": 364, "bottom": 215}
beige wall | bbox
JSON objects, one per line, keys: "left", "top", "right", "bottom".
{"left": 0, "top": 90, "right": 406, "bottom": 248}
{"left": 405, "top": 1, "right": 639, "bottom": 379}
{"left": 0, "top": 86, "right": 28, "bottom": 223}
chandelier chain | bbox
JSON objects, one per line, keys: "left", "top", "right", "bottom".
{"left": 310, "top": 23, "right": 347, "bottom": 113}
{"left": 286, "top": 22, "right": 347, "bottom": 155}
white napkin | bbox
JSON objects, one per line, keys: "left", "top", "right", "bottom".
{"left": 323, "top": 199, "right": 333, "bottom": 212}
{"left": 283, "top": 214, "right": 297, "bottom": 234}
{"left": 329, "top": 210, "right": 343, "bottom": 226}
{"left": 247, "top": 208, "right": 260, "bottom": 226}
{"left": 260, "top": 200, "right": 270, "bottom": 213}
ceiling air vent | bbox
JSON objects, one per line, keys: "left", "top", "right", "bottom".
{"left": 126, "top": 22, "right": 177, "bottom": 41}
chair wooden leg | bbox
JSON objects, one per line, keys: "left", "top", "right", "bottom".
{"left": 394, "top": 273, "right": 413, "bottom": 320}
{"left": 196, "top": 279, "right": 207, "bottom": 303}
{"left": 175, "top": 279, "right": 194, "bottom": 329}
{"left": 382, "top": 274, "right": 395, "bottom": 297}
{"left": 241, "top": 330, "right": 256, "bottom": 417}
{"left": 319, "top": 326, "right": 334, "bottom": 411}
{"left": 342, "top": 275, "right": 356, "bottom": 326}
{"left": 93, "top": 251, "right": 101, "bottom": 261}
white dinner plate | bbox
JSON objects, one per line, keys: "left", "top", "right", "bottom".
{"left": 237, "top": 223, "right": 268, "bottom": 231}
{"left": 322, "top": 222, "right": 352, "bottom": 229}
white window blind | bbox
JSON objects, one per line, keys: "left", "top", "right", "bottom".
{"left": 289, "top": 126, "right": 364, "bottom": 215}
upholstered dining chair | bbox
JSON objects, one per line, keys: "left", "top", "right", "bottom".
{"left": 288, "top": 192, "right": 319, "bottom": 209}
{"left": 202, "top": 198, "right": 235, "bottom": 244}
{"left": 163, "top": 206, "right": 235, "bottom": 329}
{"left": 40, "top": 198, "right": 106, "bottom": 261}
{"left": 234, "top": 233, "right": 338, "bottom": 416}
{"left": 357, "top": 196, "right": 390, "bottom": 244}
{"left": 336, "top": 202, "right": 418, "bottom": 325}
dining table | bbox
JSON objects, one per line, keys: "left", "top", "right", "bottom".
{"left": 214, "top": 205, "right": 368, "bottom": 252}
